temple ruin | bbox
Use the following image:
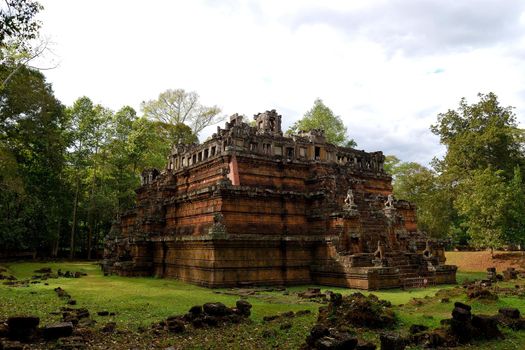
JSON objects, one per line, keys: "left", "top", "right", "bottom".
{"left": 102, "top": 110, "right": 457, "bottom": 289}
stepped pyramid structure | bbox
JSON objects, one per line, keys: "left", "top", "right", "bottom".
{"left": 102, "top": 110, "right": 457, "bottom": 289}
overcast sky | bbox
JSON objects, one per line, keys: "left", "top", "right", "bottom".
{"left": 37, "top": 0, "right": 525, "bottom": 165}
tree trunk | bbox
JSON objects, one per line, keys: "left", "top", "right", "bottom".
{"left": 87, "top": 147, "right": 100, "bottom": 260}
{"left": 70, "top": 176, "right": 80, "bottom": 260}
{"left": 51, "top": 219, "right": 61, "bottom": 257}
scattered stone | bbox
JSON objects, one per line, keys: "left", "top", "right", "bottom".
{"left": 409, "top": 324, "right": 428, "bottom": 334}
{"left": 299, "top": 288, "right": 326, "bottom": 300}
{"left": 54, "top": 287, "right": 71, "bottom": 299}
{"left": 296, "top": 310, "right": 312, "bottom": 317}
{"left": 154, "top": 300, "right": 251, "bottom": 332}
{"left": 303, "top": 293, "right": 394, "bottom": 349}
{"left": 471, "top": 315, "right": 502, "bottom": 339}
{"left": 42, "top": 321, "right": 74, "bottom": 340}
{"left": 34, "top": 267, "right": 52, "bottom": 274}
{"left": 61, "top": 307, "right": 90, "bottom": 325}
{"left": 440, "top": 298, "right": 449, "bottom": 303}
{"left": 166, "top": 319, "right": 185, "bottom": 333}
{"left": 97, "top": 311, "right": 109, "bottom": 316}
{"left": 203, "top": 302, "right": 230, "bottom": 317}
{"left": 319, "top": 292, "right": 396, "bottom": 328}
{"left": 236, "top": 300, "right": 252, "bottom": 316}
{"left": 499, "top": 308, "right": 520, "bottom": 319}
{"left": 189, "top": 305, "right": 202, "bottom": 316}
{"left": 466, "top": 285, "right": 498, "bottom": 300}
{"left": 68, "top": 299, "right": 77, "bottom": 305}
{"left": 487, "top": 267, "right": 497, "bottom": 281}
{"left": 263, "top": 315, "right": 279, "bottom": 322}
{"left": 379, "top": 333, "right": 406, "bottom": 350}
{"left": 7, "top": 316, "right": 39, "bottom": 341}
{"left": 101, "top": 322, "right": 116, "bottom": 333}
{"left": 280, "top": 311, "right": 295, "bottom": 318}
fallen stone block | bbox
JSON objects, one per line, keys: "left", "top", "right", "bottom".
{"left": 7, "top": 316, "right": 39, "bottom": 341}
{"left": 42, "top": 321, "right": 74, "bottom": 340}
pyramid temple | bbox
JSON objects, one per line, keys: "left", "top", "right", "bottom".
{"left": 102, "top": 110, "right": 457, "bottom": 289}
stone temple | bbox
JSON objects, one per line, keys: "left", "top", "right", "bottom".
{"left": 102, "top": 110, "right": 457, "bottom": 289}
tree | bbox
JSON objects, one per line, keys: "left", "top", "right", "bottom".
{"left": 1, "top": 0, "right": 49, "bottom": 89}
{"left": 0, "top": 64, "right": 67, "bottom": 254}
{"left": 287, "top": 98, "right": 356, "bottom": 147}
{"left": 430, "top": 93, "right": 525, "bottom": 249}
{"left": 141, "top": 89, "right": 223, "bottom": 137}
{"left": 0, "top": 0, "right": 43, "bottom": 46}
{"left": 383, "top": 155, "right": 401, "bottom": 176}
{"left": 387, "top": 157, "right": 455, "bottom": 238}
{"left": 66, "top": 97, "right": 110, "bottom": 259}
{"left": 504, "top": 166, "right": 525, "bottom": 248}
{"left": 455, "top": 169, "right": 510, "bottom": 256}
{"left": 431, "top": 92, "right": 524, "bottom": 180}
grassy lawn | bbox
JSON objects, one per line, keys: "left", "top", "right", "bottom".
{"left": 1, "top": 262, "right": 525, "bottom": 349}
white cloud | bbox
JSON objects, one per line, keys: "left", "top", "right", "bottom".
{"left": 37, "top": 0, "right": 525, "bottom": 165}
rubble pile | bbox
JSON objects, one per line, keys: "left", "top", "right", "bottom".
{"left": 152, "top": 300, "right": 252, "bottom": 334}
{"left": 301, "top": 292, "right": 396, "bottom": 349}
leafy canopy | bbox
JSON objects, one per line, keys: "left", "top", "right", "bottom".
{"left": 141, "top": 89, "right": 223, "bottom": 137}
{"left": 288, "top": 98, "right": 356, "bottom": 147}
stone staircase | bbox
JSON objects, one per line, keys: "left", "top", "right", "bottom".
{"left": 387, "top": 251, "right": 435, "bottom": 286}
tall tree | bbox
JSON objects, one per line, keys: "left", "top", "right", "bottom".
{"left": 66, "top": 97, "right": 109, "bottom": 259}
{"left": 455, "top": 169, "right": 510, "bottom": 256}
{"left": 431, "top": 92, "right": 525, "bottom": 248}
{"left": 0, "top": 64, "right": 67, "bottom": 254}
{"left": 387, "top": 158, "right": 455, "bottom": 238}
{"left": 288, "top": 98, "right": 356, "bottom": 147}
{"left": 141, "top": 89, "right": 223, "bottom": 137}
{"left": 431, "top": 92, "right": 524, "bottom": 180}
{"left": 504, "top": 166, "right": 525, "bottom": 248}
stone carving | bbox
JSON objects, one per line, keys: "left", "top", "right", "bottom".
{"left": 209, "top": 213, "right": 227, "bottom": 238}
{"left": 374, "top": 241, "right": 385, "bottom": 260}
{"left": 385, "top": 194, "right": 394, "bottom": 208}
{"left": 343, "top": 189, "right": 357, "bottom": 210}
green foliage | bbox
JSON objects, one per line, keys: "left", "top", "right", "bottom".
{"left": 504, "top": 167, "right": 525, "bottom": 246}
{"left": 288, "top": 98, "right": 356, "bottom": 147}
{"left": 0, "top": 65, "right": 67, "bottom": 252}
{"left": 383, "top": 155, "right": 400, "bottom": 176}
{"left": 431, "top": 92, "right": 524, "bottom": 180}
{"left": 1, "top": 0, "right": 46, "bottom": 90}
{"left": 430, "top": 93, "right": 525, "bottom": 247}
{"left": 0, "top": 0, "right": 43, "bottom": 46}
{"left": 455, "top": 169, "right": 509, "bottom": 251}
{"left": 141, "top": 88, "right": 223, "bottom": 137}
{"left": 388, "top": 158, "right": 455, "bottom": 238}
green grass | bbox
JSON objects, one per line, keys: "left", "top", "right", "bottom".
{"left": 1, "top": 262, "right": 525, "bottom": 349}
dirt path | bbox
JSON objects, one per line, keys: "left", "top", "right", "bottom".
{"left": 445, "top": 250, "right": 525, "bottom": 272}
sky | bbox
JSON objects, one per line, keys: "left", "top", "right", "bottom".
{"left": 37, "top": 0, "right": 525, "bottom": 165}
